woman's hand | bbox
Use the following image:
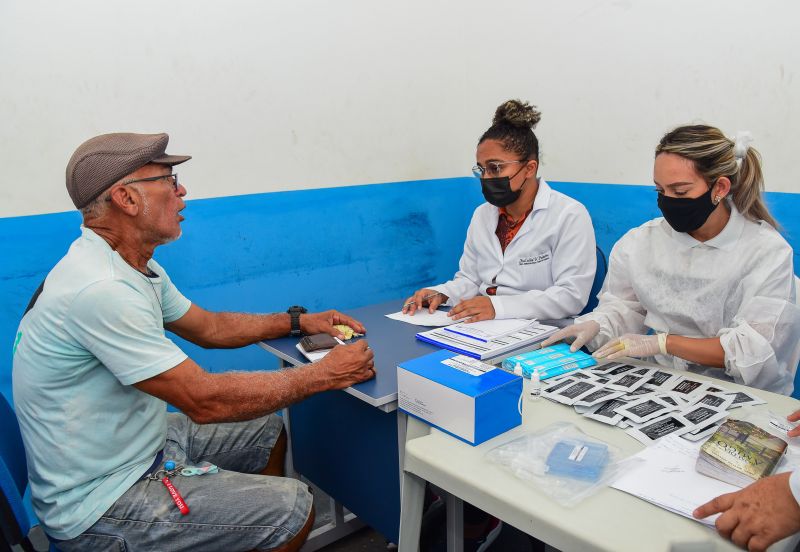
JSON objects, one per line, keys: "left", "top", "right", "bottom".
{"left": 540, "top": 321, "right": 601, "bottom": 352}
{"left": 402, "top": 289, "right": 447, "bottom": 315}
{"left": 448, "top": 297, "right": 496, "bottom": 323}
{"left": 593, "top": 333, "right": 664, "bottom": 360}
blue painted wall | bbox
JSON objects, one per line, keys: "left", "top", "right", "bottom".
{"left": 2, "top": 178, "right": 799, "bottom": 404}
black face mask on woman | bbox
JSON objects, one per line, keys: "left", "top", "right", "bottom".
{"left": 656, "top": 187, "right": 718, "bottom": 233}
{"left": 480, "top": 165, "right": 527, "bottom": 207}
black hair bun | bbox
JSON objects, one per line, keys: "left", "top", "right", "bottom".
{"left": 493, "top": 99, "right": 541, "bottom": 129}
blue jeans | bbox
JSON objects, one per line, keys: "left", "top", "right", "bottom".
{"left": 55, "top": 412, "right": 312, "bottom": 552}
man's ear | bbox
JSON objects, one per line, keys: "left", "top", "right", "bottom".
{"left": 107, "top": 185, "right": 139, "bottom": 216}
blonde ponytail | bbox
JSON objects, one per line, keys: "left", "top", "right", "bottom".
{"left": 655, "top": 124, "right": 778, "bottom": 229}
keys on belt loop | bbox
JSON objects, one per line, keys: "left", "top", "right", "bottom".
{"left": 147, "top": 461, "right": 190, "bottom": 516}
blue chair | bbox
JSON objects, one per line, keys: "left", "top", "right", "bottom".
{"left": 580, "top": 245, "right": 608, "bottom": 315}
{"left": 0, "top": 393, "right": 55, "bottom": 552}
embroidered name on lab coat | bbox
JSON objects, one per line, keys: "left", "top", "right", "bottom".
{"left": 519, "top": 252, "right": 550, "bottom": 266}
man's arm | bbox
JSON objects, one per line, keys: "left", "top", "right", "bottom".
{"left": 134, "top": 340, "right": 374, "bottom": 424}
{"left": 165, "top": 305, "right": 366, "bottom": 349}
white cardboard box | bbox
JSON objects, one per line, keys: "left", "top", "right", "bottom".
{"left": 397, "top": 350, "right": 522, "bottom": 445}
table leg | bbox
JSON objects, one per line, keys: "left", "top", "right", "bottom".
{"left": 396, "top": 412, "right": 432, "bottom": 490}
{"left": 281, "top": 405, "right": 298, "bottom": 479}
{"left": 276, "top": 360, "right": 365, "bottom": 551}
{"left": 398, "top": 470, "right": 426, "bottom": 552}
{"left": 445, "top": 493, "right": 464, "bottom": 552}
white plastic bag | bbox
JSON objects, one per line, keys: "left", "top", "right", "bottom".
{"left": 486, "top": 422, "right": 636, "bottom": 507}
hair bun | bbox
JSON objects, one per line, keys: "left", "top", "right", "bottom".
{"left": 493, "top": 99, "right": 541, "bottom": 129}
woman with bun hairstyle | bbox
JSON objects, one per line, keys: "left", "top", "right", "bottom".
{"left": 544, "top": 124, "right": 800, "bottom": 394}
{"left": 404, "top": 99, "right": 597, "bottom": 322}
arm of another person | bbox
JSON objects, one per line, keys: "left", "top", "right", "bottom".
{"left": 134, "top": 341, "right": 374, "bottom": 424}
{"left": 67, "top": 279, "right": 374, "bottom": 425}
{"left": 154, "top": 264, "right": 364, "bottom": 347}
{"left": 166, "top": 304, "right": 366, "bottom": 349}
{"left": 489, "top": 204, "right": 597, "bottom": 320}
{"left": 694, "top": 471, "right": 800, "bottom": 552}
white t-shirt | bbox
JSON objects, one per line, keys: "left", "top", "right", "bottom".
{"left": 12, "top": 226, "right": 191, "bottom": 540}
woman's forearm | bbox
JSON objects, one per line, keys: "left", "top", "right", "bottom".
{"left": 665, "top": 335, "right": 726, "bottom": 369}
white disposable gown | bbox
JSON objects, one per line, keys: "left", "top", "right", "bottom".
{"left": 578, "top": 203, "right": 800, "bottom": 395}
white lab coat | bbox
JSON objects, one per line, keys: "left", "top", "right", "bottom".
{"left": 578, "top": 203, "right": 800, "bottom": 395}
{"left": 429, "top": 179, "right": 597, "bottom": 320}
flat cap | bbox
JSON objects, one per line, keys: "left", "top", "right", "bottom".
{"left": 66, "top": 132, "right": 191, "bottom": 209}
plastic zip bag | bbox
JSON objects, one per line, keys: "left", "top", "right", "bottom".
{"left": 486, "top": 422, "right": 637, "bottom": 507}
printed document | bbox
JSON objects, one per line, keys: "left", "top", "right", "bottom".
{"left": 416, "top": 323, "right": 558, "bottom": 360}
{"left": 385, "top": 309, "right": 455, "bottom": 327}
{"left": 611, "top": 435, "right": 733, "bottom": 527}
{"left": 444, "top": 318, "right": 535, "bottom": 342}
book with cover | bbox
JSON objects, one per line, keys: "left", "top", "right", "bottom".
{"left": 696, "top": 419, "right": 787, "bottom": 488}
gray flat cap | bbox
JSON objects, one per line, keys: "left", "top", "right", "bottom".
{"left": 66, "top": 132, "right": 191, "bottom": 208}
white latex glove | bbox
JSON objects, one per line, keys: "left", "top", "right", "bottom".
{"left": 593, "top": 333, "right": 667, "bottom": 360}
{"left": 540, "top": 321, "right": 601, "bottom": 352}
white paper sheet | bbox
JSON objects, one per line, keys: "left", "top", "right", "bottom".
{"left": 611, "top": 435, "right": 736, "bottom": 527}
{"left": 385, "top": 310, "right": 455, "bottom": 327}
{"left": 443, "top": 318, "right": 535, "bottom": 341}
{"left": 295, "top": 338, "right": 344, "bottom": 362}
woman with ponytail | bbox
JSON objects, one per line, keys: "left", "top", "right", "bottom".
{"left": 403, "top": 99, "right": 597, "bottom": 322}
{"left": 545, "top": 124, "right": 799, "bottom": 394}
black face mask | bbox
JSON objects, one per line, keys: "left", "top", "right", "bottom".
{"left": 657, "top": 187, "right": 717, "bottom": 233}
{"left": 480, "top": 165, "right": 527, "bottom": 207}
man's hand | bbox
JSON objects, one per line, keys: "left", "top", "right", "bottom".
{"left": 317, "top": 340, "right": 375, "bottom": 389}
{"left": 448, "top": 296, "right": 495, "bottom": 323}
{"left": 402, "top": 289, "right": 447, "bottom": 315}
{"left": 787, "top": 410, "right": 800, "bottom": 438}
{"left": 300, "top": 310, "right": 366, "bottom": 339}
{"left": 693, "top": 472, "right": 800, "bottom": 551}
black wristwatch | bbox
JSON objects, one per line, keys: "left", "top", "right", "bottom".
{"left": 287, "top": 305, "right": 307, "bottom": 337}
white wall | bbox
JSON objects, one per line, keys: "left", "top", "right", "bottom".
{"left": 1, "top": 0, "right": 798, "bottom": 217}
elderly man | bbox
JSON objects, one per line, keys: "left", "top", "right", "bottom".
{"left": 12, "top": 132, "right": 375, "bottom": 552}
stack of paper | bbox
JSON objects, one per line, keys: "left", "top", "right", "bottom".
{"left": 611, "top": 435, "right": 736, "bottom": 527}
{"left": 444, "top": 318, "right": 536, "bottom": 342}
{"left": 416, "top": 321, "right": 558, "bottom": 360}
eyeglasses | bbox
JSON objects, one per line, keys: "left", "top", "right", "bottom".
{"left": 122, "top": 173, "right": 180, "bottom": 192}
{"left": 472, "top": 160, "right": 526, "bottom": 178}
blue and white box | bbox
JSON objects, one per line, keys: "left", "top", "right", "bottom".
{"left": 397, "top": 350, "right": 522, "bottom": 446}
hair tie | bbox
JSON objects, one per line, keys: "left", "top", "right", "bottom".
{"left": 732, "top": 131, "right": 753, "bottom": 168}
